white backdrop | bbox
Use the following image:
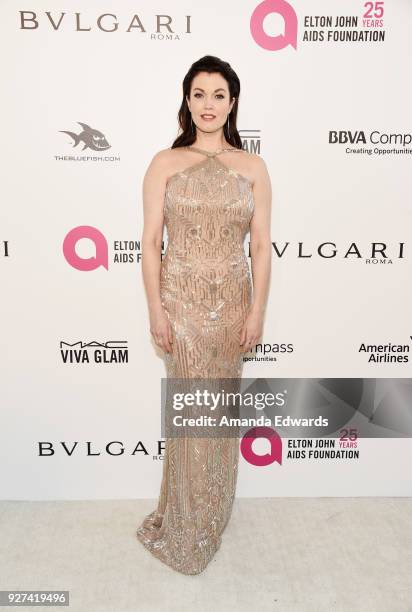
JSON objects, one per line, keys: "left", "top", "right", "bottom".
{"left": 1, "top": 0, "right": 411, "bottom": 500}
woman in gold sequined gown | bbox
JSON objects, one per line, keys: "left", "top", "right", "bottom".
{"left": 137, "top": 56, "right": 271, "bottom": 575}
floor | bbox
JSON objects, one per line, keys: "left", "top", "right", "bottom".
{"left": 0, "top": 498, "right": 411, "bottom": 611}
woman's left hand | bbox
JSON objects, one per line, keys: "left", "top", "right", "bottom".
{"left": 240, "top": 307, "right": 264, "bottom": 353}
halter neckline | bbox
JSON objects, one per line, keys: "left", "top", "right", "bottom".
{"left": 187, "top": 145, "right": 240, "bottom": 157}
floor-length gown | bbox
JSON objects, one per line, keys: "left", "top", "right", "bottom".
{"left": 136, "top": 145, "right": 254, "bottom": 575}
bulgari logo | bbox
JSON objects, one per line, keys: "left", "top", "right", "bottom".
{"left": 19, "top": 11, "right": 192, "bottom": 35}
{"left": 62, "top": 226, "right": 407, "bottom": 271}
{"left": 37, "top": 441, "right": 162, "bottom": 457}
{"left": 258, "top": 242, "right": 406, "bottom": 262}
{"left": 1, "top": 241, "right": 9, "bottom": 257}
{"left": 35, "top": 440, "right": 281, "bottom": 466}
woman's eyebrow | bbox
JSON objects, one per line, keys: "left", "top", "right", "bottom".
{"left": 193, "top": 87, "right": 226, "bottom": 93}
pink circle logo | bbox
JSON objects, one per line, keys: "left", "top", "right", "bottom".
{"left": 63, "top": 225, "right": 108, "bottom": 271}
{"left": 250, "top": 0, "right": 298, "bottom": 51}
{"left": 240, "top": 426, "right": 283, "bottom": 466}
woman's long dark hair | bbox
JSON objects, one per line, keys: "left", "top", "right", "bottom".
{"left": 171, "top": 55, "right": 242, "bottom": 150}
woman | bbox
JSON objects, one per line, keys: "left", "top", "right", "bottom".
{"left": 136, "top": 55, "right": 272, "bottom": 574}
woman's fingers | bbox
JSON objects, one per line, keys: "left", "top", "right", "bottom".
{"left": 163, "top": 330, "right": 172, "bottom": 353}
{"left": 243, "top": 335, "right": 256, "bottom": 352}
{"left": 151, "top": 327, "right": 173, "bottom": 353}
{"left": 168, "top": 324, "right": 173, "bottom": 346}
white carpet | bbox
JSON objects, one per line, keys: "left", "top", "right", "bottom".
{"left": 0, "top": 498, "right": 411, "bottom": 612}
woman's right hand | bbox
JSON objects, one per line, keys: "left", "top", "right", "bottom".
{"left": 149, "top": 305, "right": 173, "bottom": 353}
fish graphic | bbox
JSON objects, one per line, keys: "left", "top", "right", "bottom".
{"left": 60, "top": 122, "right": 111, "bottom": 151}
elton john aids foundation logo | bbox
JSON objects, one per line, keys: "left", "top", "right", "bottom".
{"left": 241, "top": 426, "right": 283, "bottom": 466}
{"left": 63, "top": 226, "right": 108, "bottom": 271}
{"left": 250, "top": 0, "right": 297, "bottom": 51}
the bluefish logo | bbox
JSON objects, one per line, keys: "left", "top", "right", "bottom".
{"left": 250, "top": 0, "right": 297, "bottom": 51}
{"left": 241, "top": 426, "right": 283, "bottom": 466}
{"left": 60, "top": 122, "right": 111, "bottom": 151}
{"left": 63, "top": 226, "right": 108, "bottom": 271}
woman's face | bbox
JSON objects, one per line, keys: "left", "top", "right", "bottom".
{"left": 186, "top": 71, "right": 234, "bottom": 134}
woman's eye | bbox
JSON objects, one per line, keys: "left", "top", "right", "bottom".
{"left": 193, "top": 93, "right": 225, "bottom": 99}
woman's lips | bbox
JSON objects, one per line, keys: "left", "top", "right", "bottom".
{"left": 201, "top": 114, "right": 216, "bottom": 121}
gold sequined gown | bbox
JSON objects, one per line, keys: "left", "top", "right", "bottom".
{"left": 136, "top": 145, "right": 254, "bottom": 575}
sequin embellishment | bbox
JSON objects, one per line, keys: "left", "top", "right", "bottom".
{"left": 136, "top": 146, "right": 254, "bottom": 574}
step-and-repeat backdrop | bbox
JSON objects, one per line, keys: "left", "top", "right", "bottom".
{"left": 2, "top": 1, "right": 411, "bottom": 499}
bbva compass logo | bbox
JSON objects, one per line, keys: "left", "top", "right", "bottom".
{"left": 250, "top": 0, "right": 297, "bottom": 51}
{"left": 60, "top": 122, "right": 111, "bottom": 151}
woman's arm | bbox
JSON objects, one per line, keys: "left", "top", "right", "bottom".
{"left": 141, "top": 151, "right": 173, "bottom": 353}
{"left": 240, "top": 155, "right": 272, "bottom": 351}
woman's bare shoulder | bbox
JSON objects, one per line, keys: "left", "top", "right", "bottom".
{"left": 246, "top": 152, "right": 270, "bottom": 181}
{"left": 243, "top": 151, "right": 267, "bottom": 168}
{"left": 232, "top": 150, "right": 268, "bottom": 185}
{"left": 146, "top": 147, "right": 188, "bottom": 181}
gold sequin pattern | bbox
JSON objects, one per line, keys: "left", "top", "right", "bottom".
{"left": 136, "top": 148, "right": 254, "bottom": 574}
